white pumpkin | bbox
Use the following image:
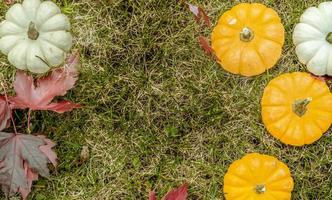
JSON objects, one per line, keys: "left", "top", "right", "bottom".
{"left": 293, "top": 2, "right": 332, "bottom": 76}
{"left": 0, "top": 0, "right": 72, "bottom": 73}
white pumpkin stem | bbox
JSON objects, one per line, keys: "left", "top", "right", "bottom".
{"left": 326, "top": 32, "right": 332, "bottom": 44}
{"left": 240, "top": 27, "right": 254, "bottom": 42}
{"left": 28, "top": 22, "right": 39, "bottom": 40}
{"left": 255, "top": 184, "right": 266, "bottom": 194}
{"left": 292, "top": 97, "right": 312, "bottom": 117}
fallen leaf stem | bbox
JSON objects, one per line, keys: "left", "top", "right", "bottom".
{"left": 27, "top": 109, "right": 31, "bottom": 133}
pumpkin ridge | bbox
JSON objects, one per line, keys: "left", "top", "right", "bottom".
{"left": 266, "top": 84, "right": 289, "bottom": 96}
{"left": 295, "top": 40, "right": 324, "bottom": 59}
{"left": 309, "top": 104, "right": 332, "bottom": 113}
{"left": 280, "top": 128, "right": 304, "bottom": 146}
{"left": 238, "top": 45, "right": 245, "bottom": 75}
{"left": 212, "top": 34, "right": 237, "bottom": 49}
{"left": 304, "top": 125, "right": 324, "bottom": 144}
{"left": 293, "top": 24, "right": 325, "bottom": 46}
{"left": 289, "top": 72, "right": 298, "bottom": 92}
{"left": 213, "top": 33, "right": 237, "bottom": 41}
{"left": 241, "top": 158, "right": 264, "bottom": 181}
{"left": 2, "top": 21, "right": 25, "bottom": 35}
{"left": 267, "top": 178, "right": 294, "bottom": 190}
{"left": 300, "top": 123, "right": 306, "bottom": 144}
{"left": 24, "top": 43, "right": 31, "bottom": 71}
{"left": 254, "top": 32, "right": 284, "bottom": 46}
{"left": 300, "top": 12, "right": 327, "bottom": 33}
{"left": 212, "top": 38, "right": 235, "bottom": 51}
{"left": 35, "top": 3, "right": 59, "bottom": 26}
{"left": 311, "top": 114, "right": 330, "bottom": 131}
{"left": 264, "top": 164, "right": 283, "bottom": 184}
{"left": 232, "top": 4, "right": 250, "bottom": 24}
{"left": 223, "top": 184, "right": 253, "bottom": 190}
{"left": 252, "top": 42, "right": 267, "bottom": 67}
{"left": 263, "top": 111, "right": 291, "bottom": 127}
{"left": 35, "top": 40, "right": 50, "bottom": 70}
{"left": 269, "top": 189, "right": 293, "bottom": 195}
{"left": 39, "top": 14, "right": 70, "bottom": 33}
{"left": 260, "top": 8, "right": 281, "bottom": 22}
{"left": 22, "top": 0, "right": 42, "bottom": 20}
{"left": 249, "top": 4, "right": 267, "bottom": 24}
{"left": 0, "top": 33, "right": 25, "bottom": 39}
{"left": 7, "top": 43, "right": 26, "bottom": 70}
{"left": 257, "top": 18, "right": 281, "bottom": 27}
{"left": 225, "top": 191, "right": 252, "bottom": 199}
{"left": 296, "top": 75, "right": 316, "bottom": 95}
{"left": 1, "top": 35, "right": 25, "bottom": 54}
{"left": 261, "top": 103, "right": 289, "bottom": 107}
{"left": 218, "top": 43, "right": 242, "bottom": 72}
{"left": 214, "top": 44, "right": 232, "bottom": 62}
{"left": 275, "top": 115, "right": 295, "bottom": 141}
{"left": 39, "top": 37, "right": 66, "bottom": 52}
{"left": 5, "top": 20, "right": 26, "bottom": 31}
{"left": 226, "top": 171, "right": 254, "bottom": 184}
{"left": 306, "top": 46, "right": 329, "bottom": 74}
{"left": 327, "top": 49, "right": 332, "bottom": 75}
{"left": 265, "top": 193, "right": 279, "bottom": 200}
{"left": 219, "top": 23, "right": 240, "bottom": 32}
{"left": 217, "top": 11, "right": 234, "bottom": 25}
{"left": 38, "top": 13, "right": 64, "bottom": 30}
{"left": 308, "top": 88, "right": 329, "bottom": 99}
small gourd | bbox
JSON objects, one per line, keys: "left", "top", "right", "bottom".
{"left": 211, "top": 3, "right": 285, "bottom": 76}
{"left": 261, "top": 72, "right": 332, "bottom": 146}
{"left": 293, "top": 2, "right": 332, "bottom": 76}
{"left": 0, "top": 0, "right": 73, "bottom": 73}
{"left": 224, "top": 153, "right": 294, "bottom": 200}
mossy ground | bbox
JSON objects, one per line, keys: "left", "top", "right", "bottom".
{"left": 0, "top": 0, "right": 331, "bottom": 199}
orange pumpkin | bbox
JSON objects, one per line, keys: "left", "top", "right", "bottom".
{"left": 211, "top": 3, "right": 285, "bottom": 76}
{"left": 224, "top": 153, "right": 294, "bottom": 200}
{"left": 261, "top": 72, "right": 332, "bottom": 146}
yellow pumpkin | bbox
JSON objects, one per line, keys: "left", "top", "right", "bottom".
{"left": 261, "top": 72, "right": 332, "bottom": 146}
{"left": 224, "top": 153, "right": 294, "bottom": 200}
{"left": 211, "top": 3, "right": 285, "bottom": 76}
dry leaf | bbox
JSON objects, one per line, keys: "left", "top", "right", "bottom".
{"left": 186, "top": 3, "right": 211, "bottom": 27}
{"left": 9, "top": 53, "right": 81, "bottom": 113}
{"left": 0, "top": 132, "right": 57, "bottom": 199}
{"left": 149, "top": 183, "right": 188, "bottom": 200}
{"left": 198, "top": 36, "right": 213, "bottom": 56}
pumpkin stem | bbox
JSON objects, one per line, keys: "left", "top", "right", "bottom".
{"left": 292, "top": 97, "right": 312, "bottom": 117}
{"left": 28, "top": 22, "right": 39, "bottom": 40}
{"left": 255, "top": 184, "right": 266, "bottom": 194}
{"left": 326, "top": 32, "right": 332, "bottom": 44}
{"left": 240, "top": 27, "right": 254, "bottom": 42}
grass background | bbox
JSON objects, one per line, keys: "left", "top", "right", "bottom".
{"left": 0, "top": 0, "right": 332, "bottom": 199}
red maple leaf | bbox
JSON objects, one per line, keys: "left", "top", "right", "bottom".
{"left": 19, "top": 162, "right": 38, "bottom": 200}
{"left": 186, "top": 3, "right": 211, "bottom": 27}
{"left": 149, "top": 183, "right": 188, "bottom": 200}
{"left": 0, "top": 132, "right": 57, "bottom": 199}
{"left": 0, "top": 96, "right": 11, "bottom": 131}
{"left": 198, "top": 36, "right": 213, "bottom": 56}
{"left": 149, "top": 191, "right": 158, "bottom": 200}
{"left": 9, "top": 53, "right": 81, "bottom": 113}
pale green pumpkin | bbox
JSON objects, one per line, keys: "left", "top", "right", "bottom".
{"left": 0, "top": 0, "right": 73, "bottom": 73}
